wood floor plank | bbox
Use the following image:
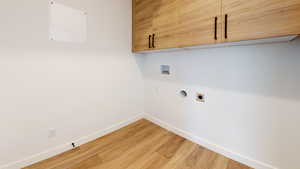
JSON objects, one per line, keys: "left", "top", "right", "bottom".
{"left": 160, "top": 140, "right": 200, "bottom": 169}
{"left": 156, "top": 133, "right": 186, "bottom": 159}
{"left": 90, "top": 126, "right": 169, "bottom": 169}
{"left": 23, "top": 119, "right": 253, "bottom": 169}
{"left": 227, "top": 159, "right": 253, "bottom": 169}
{"left": 195, "top": 148, "right": 219, "bottom": 169}
{"left": 122, "top": 135, "right": 171, "bottom": 169}
{"left": 69, "top": 154, "right": 102, "bottom": 169}
{"left": 138, "top": 153, "right": 169, "bottom": 169}
{"left": 177, "top": 145, "right": 205, "bottom": 169}
{"left": 210, "top": 155, "right": 230, "bottom": 169}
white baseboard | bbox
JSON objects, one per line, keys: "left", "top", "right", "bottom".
{"left": 144, "top": 113, "right": 278, "bottom": 169}
{"left": 0, "top": 114, "right": 144, "bottom": 169}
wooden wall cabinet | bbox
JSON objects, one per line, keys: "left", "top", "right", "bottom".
{"left": 133, "top": 0, "right": 180, "bottom": 52}
{"left": 177, "top": 0, "right": 222, "bottom": 47}
{"left": 222, "top": 0, "right": 300, "bottom": 42}
{"left": 132, "top": 0, "right": 300, "bottom": 52}
{"left": 133, "top": 0, "right": 157, "bottom": 51}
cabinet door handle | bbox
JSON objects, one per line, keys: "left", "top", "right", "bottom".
{"left": 152, "top": 34, "right": 155, "bottom": 48}
{"left": 214, "top": 17, "right": 218, "bottom": 40}
{"left": 225, "top": 14, "right": 228, "bottom": 39}
{"left": 149, "top": 35, "right": 152, "bottom": 48}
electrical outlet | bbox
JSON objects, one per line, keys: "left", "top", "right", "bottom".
{"left": 48, "top": 128, "right": 56, "bottom": 138}
{"left": 154, "top": 87, "right": 160, "bottom": 95}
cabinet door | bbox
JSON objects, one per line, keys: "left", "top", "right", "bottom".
{"left": 222, "top": 0, "right": 300, "bottom": 42}
{"left": 177, "top": 0, "right": 222, "bottom": 47}
{"left": 133, "top": 0, "right": 159, "bottom": 52}
{"left": 151, "top": 0, "right": 179, "bottom": 50}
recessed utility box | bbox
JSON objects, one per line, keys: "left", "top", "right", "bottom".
{"left": 49, "top": 1, "right": 87, "bottom": 43}
{"left": 160, "top": 65, "right": 170, "bottom": 75}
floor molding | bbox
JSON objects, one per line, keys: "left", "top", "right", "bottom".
{"left": 0, "top": 114, "right": 144, "bottom": 169}
{"left": 144, "top": 113, "right": 278, "bottom": 169}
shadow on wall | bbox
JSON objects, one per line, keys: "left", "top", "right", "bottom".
{"left": 136, "top": 38, "right": 300, "bottom": 101}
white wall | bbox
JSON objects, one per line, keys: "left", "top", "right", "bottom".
{"left": 141, "top": 39, "right": 300, "bottom": 169}
{"left": 0, "top": 0, "right": 144, "bottom": 168}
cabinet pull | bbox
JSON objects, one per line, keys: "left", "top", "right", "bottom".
{"left": 149, "top": 35, "right": 152, "bottom": 48}
{"left": 152, "top": 34, "right": 155, "bottom": 48}
{"left": 225, "top": 14, "right": 228, "bottom": 39}
{"left": 214, "top": 17, "right": 218, "bottom": 40}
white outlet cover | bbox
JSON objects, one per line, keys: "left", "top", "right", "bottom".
{"left": 49, "top": 1, "right": 87, "bottom": 43}
{"left": 48, "top": 128, "right": 56, "bottom": 138}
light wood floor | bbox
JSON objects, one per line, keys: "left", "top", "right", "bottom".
{"left": 24, "top": 119, "right": 253, "bottom": 169}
